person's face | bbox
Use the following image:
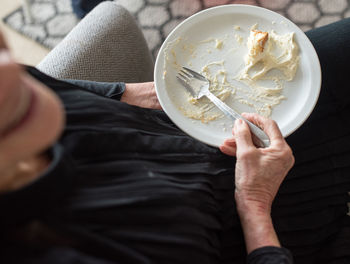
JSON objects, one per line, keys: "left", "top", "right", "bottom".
{"left": 0, "top": 32, "right": 65, "bottom": 171}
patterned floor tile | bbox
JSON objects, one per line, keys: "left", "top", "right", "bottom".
{"left": 2, "top": 0, "right": 350, "bottom": 58}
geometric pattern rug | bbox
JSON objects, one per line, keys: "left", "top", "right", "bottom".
{"left": 3, "top": 0, "right": 350, "bottom": 58}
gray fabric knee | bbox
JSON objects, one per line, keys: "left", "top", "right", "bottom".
{"left": 37, "top": 2, "right": 154, "bottom": 83}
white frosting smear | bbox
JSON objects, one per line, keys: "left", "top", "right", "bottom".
{"left": 163, "top": 24, "right": 300, "bottom": 122}
{"left": 238, "top": 29, "right": 300, "bottom": 116}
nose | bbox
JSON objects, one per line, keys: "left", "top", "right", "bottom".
{"left": 0, "top": 30, "right": 8, "bottom": 50}
{"left": 0, "top": 50, "right": 23, "bottom": 134}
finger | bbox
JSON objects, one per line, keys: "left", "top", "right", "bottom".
{"left": 219, "top": 144, "right": 237, "bottom": 156}
{"left": 242, "top": 113, "right": 284, "bottom": 145}
{"left": 234, "top": 119, "right": 254, "bottom": 150}
{"left": 219, "top": 130, "right": 237, "bottom": 156}
{"left": 224, "top": 136, "right": 236, "bottom": 147}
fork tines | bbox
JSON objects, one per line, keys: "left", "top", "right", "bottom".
{"left": 176, "top": 67, "right": 196, "bottom": 97}
{"left": 177, "top": 67, "right": 192, "bottom": 83}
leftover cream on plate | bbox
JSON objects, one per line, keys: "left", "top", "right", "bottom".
{"left": 163, "top": 24, "right": 299, "bottom": 122}
{"left": 239, "top": 28, "right": 299, "bottom": 116}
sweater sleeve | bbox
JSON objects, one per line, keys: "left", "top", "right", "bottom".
{"left": 25, "top": 66, "right": 126, "bottom": 100}
{"left": 247, "top": 246, "right": 293, "bottom": 264}
{"left": 62, "top": 79, "right": 126, "bottom": 100}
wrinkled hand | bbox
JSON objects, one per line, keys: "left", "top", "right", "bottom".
{"left": 220, "top": 113, "right": 294, "bottom": 214}
{"left": 121, "top": 82, "right": 162, "bottom": 110}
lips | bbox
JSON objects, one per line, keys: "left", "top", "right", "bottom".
{"left": 0, "top": 86, "right": 37, "bottom": 138}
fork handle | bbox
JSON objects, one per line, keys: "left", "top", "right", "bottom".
{"left": 205, "top": 91, "right": 270, "bottom": 148}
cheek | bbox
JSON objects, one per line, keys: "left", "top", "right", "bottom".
{"left": 26, "top": 83, "right": 65, "bottom": 148}
{"left": 0, "top": 75, "right": 65, "bottom": 168}
{"left": 0, "top": 62, "right": 22, "bottom": 131}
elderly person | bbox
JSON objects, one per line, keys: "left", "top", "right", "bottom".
{"left": 0, "top": 4, "right": 349, "bottom": 264}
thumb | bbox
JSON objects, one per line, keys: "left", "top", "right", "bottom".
{"left": 234, "top": 119, "right": 254, "bottom": 150}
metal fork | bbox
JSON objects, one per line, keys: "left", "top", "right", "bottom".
{"left": 177, "top": 67, "right": 270, "bottom": 148}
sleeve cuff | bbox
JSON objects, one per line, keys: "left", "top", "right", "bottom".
{"left": 105, "top": 82, "right": 126, "bottom": 101}
{"left": 247, "top": 246, "right": 293, "bottom": 264}
{"left": 62, "top": 79, "right": 126, "bottom": 100}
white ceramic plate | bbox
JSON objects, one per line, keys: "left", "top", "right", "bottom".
{"left": 154, "top": 4, "right": 321, "bottom": 147}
